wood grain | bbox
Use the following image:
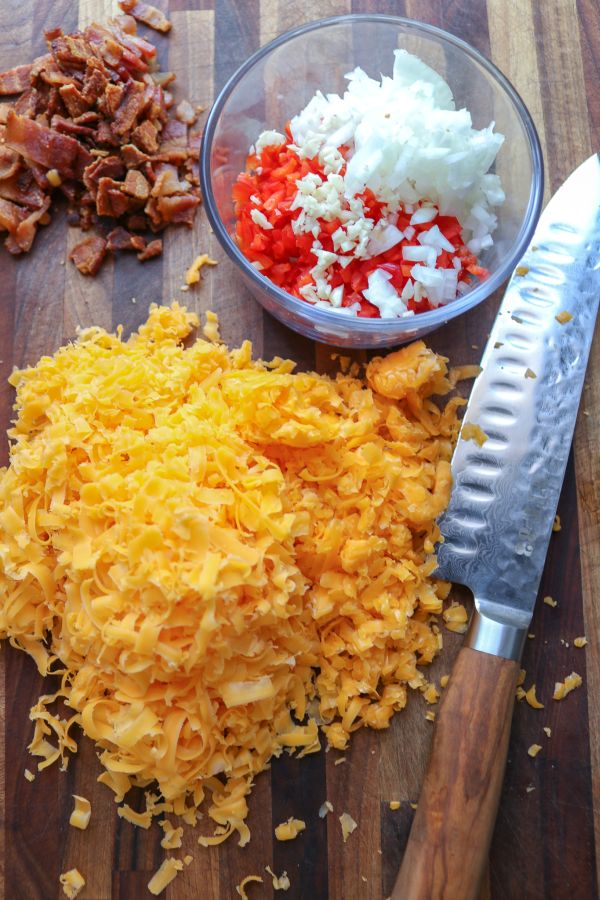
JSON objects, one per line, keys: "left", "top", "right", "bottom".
{"left": 393, "top": 647, "right": 520, "bottom": 900}
{"left": 0, "top": 1, "right": 598, "bottom": 898}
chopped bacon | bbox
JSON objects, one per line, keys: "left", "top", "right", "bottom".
{"left": 119, "top": 1, "right": 172, "bottom": 33}
{"left": 0, "top": 13, "right": 202, "bottom": 266}
{"left": 137, "top": 237, "right": 162, "bottom": 260}
{"left": 0, "top": 65, "right": 32, "bottom": 95}
{"left": 123, "top": 168, "right": 150, "bottom": 200}
{"left": 106, "top": 225, "right": 146, "bottom": 251}
{"left": 5, "top": 110, "right": 92, "bottom": 177}
{"left": 69, "top": 235, "right": 108, "bottom": 275}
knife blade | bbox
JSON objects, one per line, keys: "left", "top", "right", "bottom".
{"left": 393, "top": 154, "right": 600, "bottom": 900}
{"left": 435, "top": 151, "right": 600, "bottom": 661}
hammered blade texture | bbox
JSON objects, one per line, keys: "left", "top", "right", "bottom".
{"left": 435, "top": 154, "right": 600, "bottom": 628}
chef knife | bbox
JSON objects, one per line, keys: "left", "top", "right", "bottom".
{"left": 392, "top": 154, "right": 600, "bottom": 900}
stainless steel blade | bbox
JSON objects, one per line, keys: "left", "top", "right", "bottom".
{"left": 435, "top": 154, "right": 600, "bottom": 658}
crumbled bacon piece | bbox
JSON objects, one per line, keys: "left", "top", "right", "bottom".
{"left": 0, "top": 65, "right": 32, "bottom": 95}
{"left": 137, "top": 237, "right": 162, "bottom": 260}
{"left": 69, "top": 235, "right": 108, "bottom": 275}
{"left": 119, "top": 1, "right": 172, "bottom": 33}
{"left": 0, "top": 13, "right": 202, "bottom": 268}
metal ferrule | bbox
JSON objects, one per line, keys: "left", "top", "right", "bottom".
{"left": 465, "top": 607, "right": 528, "bottom": 662}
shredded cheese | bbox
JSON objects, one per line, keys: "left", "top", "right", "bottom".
{"left": 159, "top": 818, "right": 184, "bottom": 849}
{"left": 543, "top": 596, "right": 557, "bottom": 608}
{"left": 24, "top": 768, "right": 35, "bottom": 782}
{"left": 0, "top": 305, "right": 464, "bottom": 845}
{"left": 185, "top": 253, "right": 218, "bottom": 285}
{"left": 148, "top": 859, "right": 184, "bottom": 896}
{"left": 70, "top": 794, "right": 91, "bottom": 830}
{"left": 274, "top": 817, "right": 306, "bottom": 841}
{"left": 553, "top": 672, "right": 583, "bottom": 700}
{"left": 461, "top": 422, "right": 488, "bottom": 446}
{"left": 389, "top": 801, "right": 401, "bottom": 810}
{"left": 574, "top": 637, "right": 587, "bottom": 648}
{"left": 236, "top": 875, "right": 264, "bottom": 898}
{"left": 524, "top": 685, "right": 544, "bottom": 710}
{"left": 265, "top": 866, "right": 291, "bottom": 891}
{"left": 555, "top": 311, "right": 573, "bottom": 324}
{"left": 59, "top": 869, "right": 85, "bottom": 899}
{"left": 528, "top": 744, "right": 542, "bottom": 758}
{"left": 443, "top": 603, "right": 469, "bottom": 633}
{"left": 339, "top": 812, "right": 357, "bottom": 842}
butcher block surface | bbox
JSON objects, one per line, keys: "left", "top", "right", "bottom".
{"left": 0, "top": 1, "right": 599, "bottom": 898}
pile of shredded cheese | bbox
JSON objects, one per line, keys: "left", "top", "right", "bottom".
{"left": 0, "top": 303, "right": 466, "bottom": 846}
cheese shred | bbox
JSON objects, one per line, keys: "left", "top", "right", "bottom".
{"left": 0, "top": 304, "right": 464, "bottom": 845}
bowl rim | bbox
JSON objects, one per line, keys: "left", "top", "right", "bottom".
{"left": 200, "top": 13, "right": 544, "bottom": 336}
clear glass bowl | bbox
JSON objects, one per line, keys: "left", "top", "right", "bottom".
{"left": 200, "top": 14, "right": 543, "bottom": 349}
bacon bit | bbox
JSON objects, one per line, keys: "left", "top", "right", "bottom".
{"left": 137, "top": 237, "right": 162, "bottom": 261}
{"left": 69, "top": 235, "right": 107, "bottom": 275}
{"left": 106, "top": 226, "right": 146, "bottom": 252}
{"left": 553, "top": 672, "right": 583, "bottom": 700}
{"left": 528, "top": 743, "right": 542, "bottom": 758}
{"left": 543, "top": 595, "right": 557, "bottom": 608}
{"left": 176, "top": 100, "right": 197, "bottom": 125}
{"left": 235, "top": 875, "right": 264, "bottom": 899}
{"left": 185, "top": 252, "right": 218, "bottom": 285}
{"left": 555, "top": 310, "right": 573, "bottom": 324}
{"left": 574, "top": 637, "right": 588, "bottom": 648}
{"left": 553, "top": 515, "right": 561, "bottom": 532}
{"left": 6, "top": 110, "right": 91, "bottom": 177}
{"left": 119, "top": 0, "right": 172, "bottom": 33}
{"left": 0, "top": 64, "right": 32, "bottom": 95}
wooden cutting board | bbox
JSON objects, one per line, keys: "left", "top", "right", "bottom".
{"left": 1, "top": 1, "right": 598, "bottom": 898}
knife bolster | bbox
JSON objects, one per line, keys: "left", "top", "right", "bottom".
{"left": 465, "top": 606, "right": 528, "bottom": 661}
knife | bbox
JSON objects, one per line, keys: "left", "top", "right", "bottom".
{"left": 392, "top": 154, "right": 600, "bottom": 900}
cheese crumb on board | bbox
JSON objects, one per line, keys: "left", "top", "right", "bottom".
{"left": 389, "top": 801, "right": 401, "bottom": 811}
{"left": 334, "top": 757, "right": 347, "bottom": 766}
{"left": 339, "top": 812, "right": 358, "bottom": 842}
{"left": 24, "top": 769, "right": 35, "bottom": 782}
{"left": 59, "top": 869, "right": 85, "bottom": 899}
{"left": 515, "top": 265, "right": 529, "bottom": 276}
{"left": 543, "top": 596, "right": 557, "bottom": 608}
{"left": 440, "top": 674, "right": 450, "bottom": 688}
{"left": 461, "top": 422, "right": 488, "bottom": 446}
{"left": 574, "top": 637, "right": 588, "bottom": 648}
{"left": 148, "top": 859, "right": 184, "bottom": 896}
{"left": 185, "top": 253, "right": 218, "bottom": 285}
{"left": 236, "top": 875, "right": 264, "bottom": 899}
{"left": 159, "top": 819, "right": 184, "bottom": 849}
{"left": 528, "top": 744, "right": 542, "bottom": 758}
{"left": 555, "top": 310, "right": 573, "bottom": 324}
{"left": 202, "top": 309, "right": 221, "bottom": 342}
{"left": 543, "top": 727, "right": 552, "bottom": 737}
{"left": 525, "top": 368, "right": 537, "bottom": 379}
{"left": 443, "top": 603, "right": 469, "bottom": 633}
{"left": 274, "top": 818, "right": 306, "bottom": 841}
{"left": 265, "top": 866, "right": 291, "bottom": 891}
{"left": 553, "top": 672, "right": 583, "bottom": 700}
{"left": 425, "top": 710, "right": 436, "bottom": 722}
{"left": 0, "top": 304, "right": 465, "bottom": 846}
{"left": 117, "top": 804, "right": 152, "bottom": 829}
{"left": 553, "top": 515, "right": 561, "bottom": 532}
{"left": 319, "top": 801, "right": 333, "bottom": 818}
{"left": 517, "top": 669, "right": 526, "bottom": 686}
{"left": 69, "top": 795, "right": 91, "bottom": 830}
{"left": 524, "top": 685, "right": 544, "bottom": 710}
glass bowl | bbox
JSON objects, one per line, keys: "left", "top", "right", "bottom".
{"left": 200, "top": 14, "right": 543, "bottom": 349}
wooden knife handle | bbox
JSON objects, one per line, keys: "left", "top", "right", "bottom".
{"left": 391, "top": 646, "right": 520, "bottom": 900}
